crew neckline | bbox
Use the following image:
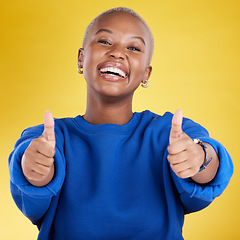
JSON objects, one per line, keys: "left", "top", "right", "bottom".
{"left": 73, "top": 112, "right": 141, "bottom": 134}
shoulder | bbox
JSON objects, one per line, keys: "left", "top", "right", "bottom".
{"left": 138, "top": 110, "right": 209, "bottom": 138}
{"left": 54, "top": 116, "right": 77, "bottom": 130}
{"left": 19, "top": 116, "right": 78, "bottom": 146}
{"left": 135, "top": 110, "right": 173, "bottom": 138}
{"left": 138, "top": 110, "right": 173, "bottom": 125}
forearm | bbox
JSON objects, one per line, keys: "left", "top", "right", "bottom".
{"left": 191, "top": 143, "right": 219, "bottom": 184}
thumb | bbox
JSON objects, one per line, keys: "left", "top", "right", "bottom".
{"left": 42, "top": 110, "right": 55, "bottom": 148}
{"left": 169, "top": 109, "right": 183, "bottom": 144}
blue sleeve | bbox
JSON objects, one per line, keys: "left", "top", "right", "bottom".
{"left": 170, "top": 118, "right": 234, "bottom": 214}
{"left": 8, "top": 124, "right": 66, "bottom": 224}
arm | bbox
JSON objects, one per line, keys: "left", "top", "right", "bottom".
{"left": 168, "top": 130, "right": 220, "bottom": 184}
{"left": 167, "top": 110, "right": 233, "bottom": 213}
{"left": 21, "top": 111, "right": 55, "bottom": 187}
{"left": 9, "top": 111, "right": 65, "bottom": 224}
{"left": 168, "top": 110, "right": 219, "bottom": 184}
{"left": 191, "top": 142, "right": 219, "bottom": 184}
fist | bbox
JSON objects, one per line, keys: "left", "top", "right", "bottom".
{"left": 167, "top": 110, "right": 205, "bottom": 179}
{"left": 21, "top": 110, "right": 55, "bottom": 187}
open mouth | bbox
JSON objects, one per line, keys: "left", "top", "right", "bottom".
{"left": 98, "top": 62, "right": 129, "bottom": 81}
{"left": 100, "top": 67, "right": 127, "bottom": 78}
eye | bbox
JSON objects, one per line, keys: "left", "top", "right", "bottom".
{"left": 128, "top": 46, "right": 141, "bottom": 52}
{"left": 98, "top": 40, "right": 111, "bottom": 45}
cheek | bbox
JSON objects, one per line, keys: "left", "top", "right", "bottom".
{"left": 83, "top": 48, "right": 95, "bottom": 69}
{"left": 130, "top": 57, "right": 148, "bottom": 78}
{"left": 83, "top": 45, "right": 106, "bottom": 67}
{"left": 82, "top": 52, "right": 96, "bottom": 82}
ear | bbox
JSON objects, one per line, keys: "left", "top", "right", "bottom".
{"left": 78, "top": 48, "right": 84, "bottom": 67}
{"left": 142, "top": 65, "right": 152, "bottom": 83}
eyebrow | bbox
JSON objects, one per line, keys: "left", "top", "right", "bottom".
{"left": 95, "top": 29, "right": 145, "bottom": 45}
{"left": 95, "top": 29, "right": 113, "bottom": 35}
{"left": 131, "top": 36, "right": 145, "bottom": 45}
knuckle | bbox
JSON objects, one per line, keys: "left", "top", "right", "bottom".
{"left": 23, "top": 150, "right": 31, "bottom": 159}
{"left": 175, "top": 171, "right": 182, "bottom": 178}
{"left": 22, "top": 152, "right": 35, "bottom": 167}
{"left": 178, "top": 171, "right": 187, "bottom": 179}
{"left": 25, "top": 146, "right": 33, "bottom": 157}
{"left": 42, "top": 167, "right": 50, "bottom": 176}
{"left": 45, "top": 145, "right": 55, "bottom": 157}
{"left": 168, "top": 155, "right": 174, "bottom": 164}
{"left": 29, "top": 138, "right": 43, "bottom": 151}
{"left": 27, "top": 171, "right": 38, "bottom": 181}
{"left": 177, "top": 172, "right": 182, "bottom": 178}
{"left": 30, "top": 138, "right": 40, "bottom": 146}
{"left": 49, "top": 157, "right": 54, "bottom": 165}
{"left": 48, "top": 148, "right": 55, "bottom": 157}
{"left": 167, "top": 146, "right": 171, "bottom": 153}
{"left": 34, "top": 174, "right": 45, "bottom": 182}
{"left": 44, "top": 158, "right": 52, "bottom": 167}
{"left": 170, "top": 163, "right": 177, "bottom": 172}
{"left": 36, "top": 167, "right": 48, "bottom": 177}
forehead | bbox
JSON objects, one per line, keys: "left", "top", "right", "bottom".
{"left": 92, "top": 12, "right": 151, "bottom": 42}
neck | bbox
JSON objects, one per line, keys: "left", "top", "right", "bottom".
{"left": 83, "top": 92, "right": 134, "bottom": 125}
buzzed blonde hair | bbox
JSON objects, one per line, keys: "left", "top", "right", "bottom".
{"left": 82, "top": 7, "right": 154, "bottom": 63}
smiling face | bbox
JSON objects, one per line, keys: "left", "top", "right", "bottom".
{"left": 78, "top": 11, "right": 152, "bottom": 99}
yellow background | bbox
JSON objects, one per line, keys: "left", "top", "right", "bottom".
{"left": 1, "top": 0, "right": 239, "bottom": 239}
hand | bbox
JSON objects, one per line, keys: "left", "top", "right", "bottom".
{"left": 21, "top": 110, "right": 55, "bottom": 187}
{"left": 167, "top": 110, "right": 204, "bottom": 179}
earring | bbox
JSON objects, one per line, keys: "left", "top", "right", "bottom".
{"left": 141, "top": 80, "right": 149, "bottom": 88}
{"left": 78, "top": 66, "right": 83, "bottom": 74}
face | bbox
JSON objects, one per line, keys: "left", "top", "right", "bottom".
{"left": 78, "top": 12, "right": 152, "bottom": 99}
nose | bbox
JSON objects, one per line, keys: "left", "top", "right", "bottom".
{"left": 108, "top": 45, "right": 125, "bottom": 60}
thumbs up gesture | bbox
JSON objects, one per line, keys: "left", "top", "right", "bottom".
{"left": 21, "top": 111, "right": 55, "bottom": 187}
{"left": 168, "top": 110, "right": 205, "bottom": 179}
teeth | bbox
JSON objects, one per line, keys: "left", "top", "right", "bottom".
{"left": 100, "top": 67, "right": 126, "bottom": 78}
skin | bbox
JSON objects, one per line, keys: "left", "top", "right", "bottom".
{"left": 168, "top": 110, "right": 219, "bottom": 183}
{"left": 21, "top": 12, "right": 219, "bottom": 187}
{"left": 21, "top": 111, "right": 55, "bottom": 187}
{"left": 78, "top": 12, "right": 152, "bottom": 125}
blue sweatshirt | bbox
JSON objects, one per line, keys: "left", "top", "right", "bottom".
{"left": 9, "top": 111, "right": 233, "bottom": 239}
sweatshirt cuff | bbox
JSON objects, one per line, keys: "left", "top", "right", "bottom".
{"left": 171, "top": 138, "right": 234, "bottom": 203}
{"left": 9, "top": 139, "right": 65, "bottom": 198}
